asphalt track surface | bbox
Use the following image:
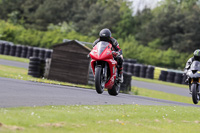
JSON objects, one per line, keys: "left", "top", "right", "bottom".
{"left": 0, "top": 77, "right": 199, "bottom": 108}
{"left": 0, "top": 59, "right": 199, "bottom": 108}
{"left": 0, "top": 59, "right": 28, "bottom": 69}
{"left": 131, "top": 80, "right": 190, "bottom": 97}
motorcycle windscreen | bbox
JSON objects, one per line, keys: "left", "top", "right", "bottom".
{"left": 190, "top": 61, "right": 200, "bottom": 71}
{"left": 96, "top": 41, "right": 109, "bottom": 56}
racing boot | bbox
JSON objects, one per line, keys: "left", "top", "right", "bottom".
{"left": 118, "top": 67, "right": 123, "bottom": 83}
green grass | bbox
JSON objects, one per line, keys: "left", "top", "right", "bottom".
{"left": 0, "top": 105, "right": 200, "bottom": 133}
{"left": 131, "top": 87, "right": 192, "bottom": 104}
{"left": 0, "top": 64, "right": 94, "bottom": 89}
{"left": 132, "top": 76, "right": 188, "bottom": 89}
{"left": 0, "top": 54, "right": 29, "bottom": 63}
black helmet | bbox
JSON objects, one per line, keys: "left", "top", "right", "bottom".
{"left": 99, "top": 28, "right": 111, "bottom": 38}
{"left": 194, "top": 49, "right": 200, "bottom": 61}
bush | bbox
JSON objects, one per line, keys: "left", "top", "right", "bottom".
{"left": 0, "top": 20, "right": 95, "bottom": 48}
{"left": 119, "top": 35, "right": 190, "bottom": 69}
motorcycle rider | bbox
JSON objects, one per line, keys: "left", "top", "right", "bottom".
{"left": 184, "top": 49, "right": 200, "bottom": 83}
{"left": 185, "top": 49, "right": 200, "bottom": 72}
{"left": 93, "top": 28, "right": 124, "bottom": 83}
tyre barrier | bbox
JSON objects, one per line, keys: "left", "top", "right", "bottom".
{"left": 174, "top": 72, "right": 183, "bottom": 84}
{"left": 139, "top": 65, "right": 147, "bottom": 78}
{"left": 15, "top": 45, "right": 22, "bottom": 57}
{"left": 39, "top": 49, "right": 46, "bottom": 59}
{"left": 130, "top": 59, "right": 137, "bottom": 64}
{"left": 26, "top": 47, "right": 34, "bottom": 58}
{"left": 0, "top": 40, "right": 53, "bottom": 60}
{"left": 133, "top": 64, "right": 141, "bottom": 77}
{"left": 124, "top": 58, "right": 137, "bottom": 64}
{"left": 146, "top": 65, "right": 154, "bottom": 79}
{"left": 127, "top": 63, "right": 134, "bottom": 75}
{"left": 28, "top": 57, "right": 46, "bottom": 78}
{"left": 20, "top": 46, "right": 28, "bottom": 58}
{"left": 33, "top": 48, "right": 40, "bottom": 57}
{"left": 0, "top": 43, "right": 5, "bottom": 54}
{"left": 9, "top": 45, "right": 16, "bottom": 56}
{"left": 166, "top": 71, "right": 176, "bottom": 83}
{"left": 45, "top": 49, "right": 53, "bottom": 59}
{"left": 158, "top": 70, "right": 168, "bottom": 81}
{"left": 3, "top": 43, "right": 12, "bottom": 55}
{"left": 129, "top": 63, "right": 135, "bottom": 75}
{"left": 123, "top": 62, "right": 129, "bottom": 73}
{"left": 120, "top": 72, "right": 132, "bottom": 92}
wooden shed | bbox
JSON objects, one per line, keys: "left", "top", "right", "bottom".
{"left": 48, "top": 40, "right": 91, "bottom": 85}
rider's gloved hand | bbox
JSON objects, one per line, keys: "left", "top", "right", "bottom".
{"left": 112, "top": 51, "right": 120, "bottom": 57}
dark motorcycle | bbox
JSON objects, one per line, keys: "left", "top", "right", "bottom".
{"left": 186, "top": 61, "right": 200, "bottom": 104}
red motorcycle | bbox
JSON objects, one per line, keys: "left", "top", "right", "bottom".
{"left": 89, "top": 41, "right": 120, "bottom": 96}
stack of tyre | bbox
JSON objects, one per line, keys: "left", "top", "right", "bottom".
{"left": 0, "top": 41, "right": 14, "bottom": 55}
{"left": 0, "top": 41, "right": 53, "bottom": 60}
{"left": 146, "top": 65, "right": 155, "bottom": 79}
{"left": 133, "top": 64, "right": 141, "bottom": 77}
{"left": 3, "top": 42, "right": 12, "bottom": 55}
{"left": 120, "top": 72, "right": 132, "bottom": 93}
{"left": 174, "top": 72, "right": 183, "bottom": 84}
{"left": 28, "top": 57, "right": 46, "bottom": 78}
{"left": 159, "top": 70, "right": 186, "bottom": 85}
{"left": 123, "top": 58, "right": 137, "bottom": 76}
{"left": 140, "top": 65, "right": 147, "bottom": 78}
{"left": 159, "top": 70, "right": 168, "bottom": 81}
{"left": 123, "top": 60, "right": 155, "bottom": 79}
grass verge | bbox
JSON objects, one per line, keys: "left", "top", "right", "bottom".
{"left": 0, "top": 105, "right": 200, "bottom": 133}
{"left": 0, "top": 55, "right": 29, "bottom": 63}
{"left": 132, "top": 76, "right": 188, "bottom": 89}
{"left": 131, "top": 87, "right": 192, "bottom": 104}
{"left": 0, "top": 64, "right": 94, "bottom": 89}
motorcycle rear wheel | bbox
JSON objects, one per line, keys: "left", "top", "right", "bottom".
{"left": 192, "top": 84, "right": 199, "bottom": 104}
{"left": 95, "top": 67, "right": 104, "bottom": 94}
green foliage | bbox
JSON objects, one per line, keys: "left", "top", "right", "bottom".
{"left": 0, "top": 20, "right": 95, "bottom": 48}
{"left": 113, "top": 1, "right": 134, "bottom": 38}
{"left": 120, "top": 35, "right": 190, "bottom": 69}
{"left": 136, "top": 0, "right": 200, "bottom": 53}
{"left": 0, "top": 0, "right": 129, "bottom": 36}
{"left": 148, "top": 39, "right": 162, "bottom": 49}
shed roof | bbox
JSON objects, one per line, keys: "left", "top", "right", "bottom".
{"left": 53, "top": 40, "right": 91, "bottom": 52}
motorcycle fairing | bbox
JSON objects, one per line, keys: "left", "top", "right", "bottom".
{"left": 90, "top": 41, "right": 118, "bottom": 89}
{"left": 188, "top": 61, "right": 200, "bottom": 78}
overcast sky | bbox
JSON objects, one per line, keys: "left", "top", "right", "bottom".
{"left": 130, "top": 0, "right": 163, "bottom": 15}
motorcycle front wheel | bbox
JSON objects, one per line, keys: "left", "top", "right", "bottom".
{"left": 191, "top": 84, "right": 199, "bottom": 104}
{"left": 108, "top": 82, "right": 120, "bottom": 96}
{"left": 95, "top": 67, "right": 105, "bottom": 94}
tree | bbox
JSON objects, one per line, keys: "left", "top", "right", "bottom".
{"left": 135, "top": 1, "right": 200, "bottom": 53}
{"left": 112, "top": 1, "right": 134, "bottom": 38}
{"left": 0, "top": 0, "right": 25, "bottom": 19}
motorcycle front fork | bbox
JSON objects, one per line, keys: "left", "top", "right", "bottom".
{"left": 103, "top": 63, "right": 107, "bottom": 81}
{"left": 189, "top": 83, "right": 200, "bottom": 94}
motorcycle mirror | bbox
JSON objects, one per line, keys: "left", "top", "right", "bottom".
{"left": 87, "top": 54, "right": 90, "bottom": 58}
